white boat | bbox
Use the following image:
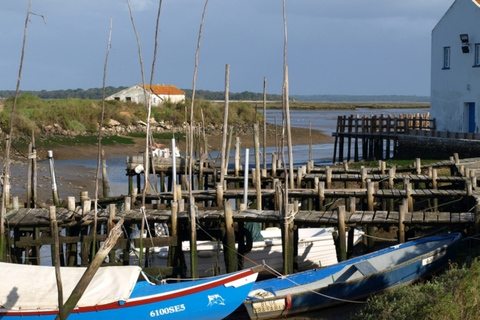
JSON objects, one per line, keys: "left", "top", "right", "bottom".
{"left": 154, "top": 227, "right": 363, "bottom": 277}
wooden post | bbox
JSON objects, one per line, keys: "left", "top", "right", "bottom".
{"left": 50, "top": 206, "right": 64, "bottom": 319}
{"left": 67, "top": 197, "right": 75, "bottom": 211}
{"left": 107, "top": 203, "right": 116, "bottom": 264}
{"left": 404, "top": 178, "right": 413, "bottom": 211}
{"left": 216, "top": 183, "right": 224, "bottom": 206}
{"left": 325, "top": 166, "right": 332, "bottom": 189}
{"left": 367, "top": 180, "right": 374, "bottom": 210}
{"left": 296, "top": 166, "right": 303, "bottom": 189}
{"left": 47, "top": 150, "right": 60, "bottom": 206}
{"left": 399, "top": 200, "right": 407, "bottom": 243}
{"left": 337, "top": 206, "right": 347, "bottom": 262}
{"left": 282, "top": 203, "right": 294, "bottom": 275}
{"left": 388, "top": 166, "right": 396, "bottom": 211}
{"left": 361, "top": 166, "right": 367, "bottom": 189}
{"left": 27, "top": 143, "right": 33, "bottom": 208}
{"left": 58, "top": 219, "right": 124, "bottom": 320}
{"left": 415, "top": 158, "right": 421, "bottom": 175}
{"left": 234, "top": 137, "right": 241, "bottom": 177}
{"left": 254, "top": 123, "right": 262, "bottom": 210}
{"left": 101, "top": 150, "right": 110, "bottom": 197}
{"left": 263, "top": 77, "right": 267, "bottom": 171}
{"left": 223, "top": 200, "right": 237, "bottom": 273}
{"left": 12, "top": 197, "right": 19, "bottom": 210}
{"left": 271, "top": 153, "right": 277, "bottom": 177}
{"left": 317, "top": 180, "right": 325, "bottom": 211}
{"left": 168, "top": 201, "right": 180, "bottom": 271}
{"left": 124, "top": 196, "right": 131, "bottom": 211}
{"left": 220, "top": 64, "right": 230, "bottom": 188}
{"left": 189, "top": 203, "right": 198, "bottom": 278}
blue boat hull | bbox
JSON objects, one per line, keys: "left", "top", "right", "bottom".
{"left": 244, "top": 233, "right": 462, "bottom": 319}
{"left": 0, "top": 267, "right": 258, "bottom": 320}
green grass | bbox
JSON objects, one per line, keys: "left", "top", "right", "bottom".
{"left": 349, "top": 242, "right": 480, "bottom": 320}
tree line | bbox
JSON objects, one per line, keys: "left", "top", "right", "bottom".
{"left": 0, "top": 86, "right": 429, "bottom": 103}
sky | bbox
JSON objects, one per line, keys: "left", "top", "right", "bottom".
{"left": 0, "top": 0, "right": 455, "bottom": 96}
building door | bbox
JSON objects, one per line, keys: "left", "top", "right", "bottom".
{"left": 468, "top": 102, "right": 476, "bottom": 133}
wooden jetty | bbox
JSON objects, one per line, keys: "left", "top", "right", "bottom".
{"left": 3, "top": 151, "right": 480, "bottom": 279}
{"left": 332, "top": 113, "right": 434, "bottom": 162}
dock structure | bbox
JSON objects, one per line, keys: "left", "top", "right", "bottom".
{"left": 332, "top": 113, "right": 434, "bottom": 162}
{"left": 3, "top": 152, "right": 480, "bottom": 278}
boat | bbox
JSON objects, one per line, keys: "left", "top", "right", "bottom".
{"left": 243, "top": 232, "right": 462, "bottom": 319}
{"left": 0, "top": 263, "right": 261, "bottom": 320}
{"left": 154, "top": 227, "right": 363, "bottom": 277}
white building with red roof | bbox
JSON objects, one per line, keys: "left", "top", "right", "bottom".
{"left": 106, "top": 84, "right": 185, "bottom": 106}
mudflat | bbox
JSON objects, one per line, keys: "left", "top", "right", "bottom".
{"left": 3, "top": 127, "right": 333, "bottom": 206}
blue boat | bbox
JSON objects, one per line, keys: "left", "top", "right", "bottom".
{"left": 0, "top": 263, "right": 261, "bottom": 320}
{"left": 244, "top": 233, "right": 462, "bottom": 319}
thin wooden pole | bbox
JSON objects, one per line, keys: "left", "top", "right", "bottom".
{"left": 57, "top": 219, "right": 124, "bottom": 320}
{"left": 223, "top": 200, "right": 237, "bottom": 273}
{"left": 220, "top": 64, "right": 229, "bottom": 189}
{"left": 254, "top": 123, "right": 262, "bottom": 210}
{"left": 47, "top": 150, "right": 60, "bottom": 206}
{"left": 50, "top": 206, "right": 64, "bottom": 319}
{"left": 263, "top": 77, "right": 267, "bottom": 170}
{"left": 337, "top": 206, "right": 347, "bottom": 262}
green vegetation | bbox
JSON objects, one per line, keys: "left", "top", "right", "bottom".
{"left": 0, "top": 94, "right": 262, "bottom": 137}
{"left": 0, "top": 87, "right": 430, "bottom": 103}
{"left": 350, "top": 249, "right": 480, "bottom": 320}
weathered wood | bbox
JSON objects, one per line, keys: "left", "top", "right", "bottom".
{"left": 337, "top": 206, "right": 347, "bottom": 262}
{"left": 223, "top": 200, "right": 237, "bottom": 273}
{"left": 57, "top": 218, "right": 124, "bottom": 320}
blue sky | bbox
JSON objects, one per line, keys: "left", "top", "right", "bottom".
{"left": 0, "top": 0, "right": 454, "bottom": 96}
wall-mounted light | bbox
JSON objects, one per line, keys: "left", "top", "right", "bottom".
{"left": 460, "top": 34, "right": 470, "bottom": 53}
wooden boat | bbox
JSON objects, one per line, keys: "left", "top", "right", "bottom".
{"left": 155, "top": 227, "right": 363, "bottom": 277}
{"left": 0, "top": 263, "right": 261, "bottom": 320}
{"left": 243, "top": 232, "right": 462, "bottom": 319}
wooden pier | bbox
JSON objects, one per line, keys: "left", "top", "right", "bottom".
{"left": 332, "top": 113, "right": 434, "bottom": 162}
{"left": 3, "top": 151, "right": 480, "bottom": 279}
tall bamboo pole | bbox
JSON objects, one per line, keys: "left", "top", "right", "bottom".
{"left": 263, "top": 77, "right": 267, "bottom": 170}
{"left": 220, "top": 64, "right": 229, "bottom": 189}
{"left": 1, "top": 0, "right": 34, "bottom": 261}
{"left": 188, "top": 0, "right": 209, "bottom": 278}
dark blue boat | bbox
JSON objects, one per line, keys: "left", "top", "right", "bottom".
{"left": 244, "top": 233, "right": 462, "bottom": 319}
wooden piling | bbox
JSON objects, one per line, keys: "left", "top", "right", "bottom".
{"left": 223, "top": 201, "right": 237, "bottom": 273}
{"left": 337, "top": 206, "right": 347, "bottom": 262}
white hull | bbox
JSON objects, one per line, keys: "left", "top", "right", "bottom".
{"left": 150, "top": 228, "right": 363, "bottom": 278}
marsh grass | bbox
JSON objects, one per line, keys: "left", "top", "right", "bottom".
{"left": 350, "top": 242, "right": 480, "bottom": 320}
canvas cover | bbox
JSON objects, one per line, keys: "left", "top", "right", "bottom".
{"left": 0, "top": 262, "right": 142, "bottom": 311}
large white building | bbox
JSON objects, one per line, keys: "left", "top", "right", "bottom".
{"left": 431, "top": 0, "right": 480, "bottom": 133}
{"left": 106, "top": 84, "right": 185, "bottom": 106}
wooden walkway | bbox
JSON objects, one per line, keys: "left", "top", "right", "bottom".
{"left": 5, "top": 206, "right": 475, "bottom": 230}
{"left": 3, "top": 153, "right": 480, "bottom": 275}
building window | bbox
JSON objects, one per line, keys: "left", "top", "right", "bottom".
{"left": 475, "top": 44, "right": 480, "bottom": 67}
{"left": 443, "top": 47, "right": 450, "bottom": 69}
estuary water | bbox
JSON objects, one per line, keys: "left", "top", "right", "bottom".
{"left": 54, "top": 108, "right": 429, "bottom": 195}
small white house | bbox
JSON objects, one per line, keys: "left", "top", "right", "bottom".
{"left": 106, "top": 84, "right": 185, "bottom": 106}
{"left": 431, "top": 0, "right": 480, "bottom": 133}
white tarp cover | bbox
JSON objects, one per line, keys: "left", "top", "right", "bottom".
{"left": 0, "top": 262, "right": 142, "bottom": 311}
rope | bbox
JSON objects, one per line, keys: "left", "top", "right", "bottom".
{"left": 260, "top": 264, "right": 366, "bottom": 305}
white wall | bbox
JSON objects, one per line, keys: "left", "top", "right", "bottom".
{"left": 431, "top": 0, "right": 480, "bottom": 133}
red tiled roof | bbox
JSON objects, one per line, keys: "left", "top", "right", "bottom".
{"left": 142, "top": 85, "right": 185, "bottom": 96}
